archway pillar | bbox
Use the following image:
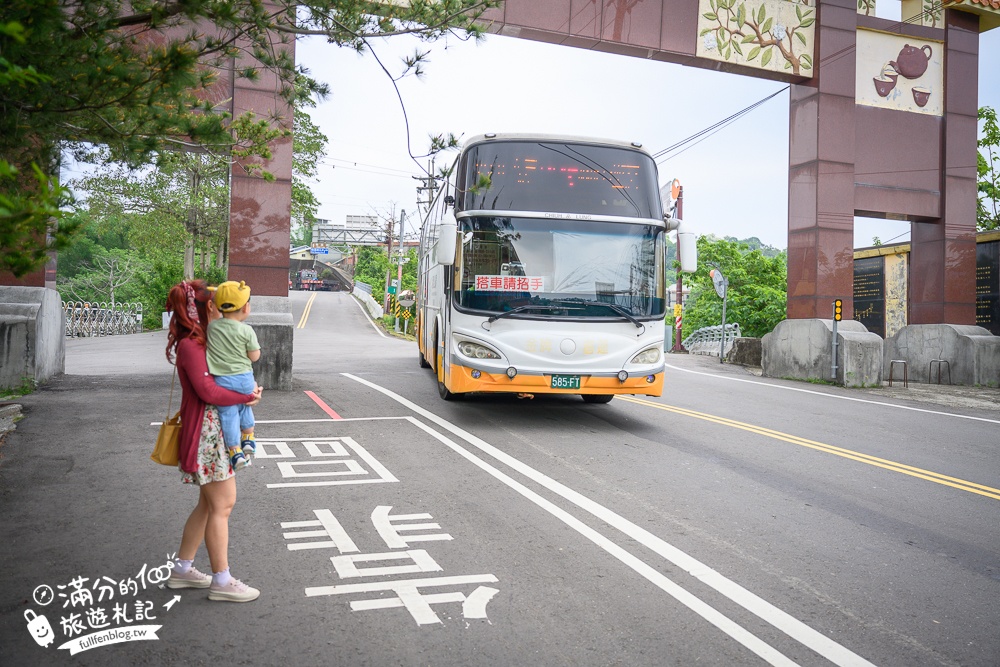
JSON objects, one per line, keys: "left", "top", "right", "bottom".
{"left": 909, "top": 8, "right": 979, "bottom": 325}
{"left": 787, "top": 0, "right": 857, "bottom": 321}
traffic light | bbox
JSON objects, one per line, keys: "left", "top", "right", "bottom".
{"left": 834, "top": 299, "right": 843, "bottom": 321}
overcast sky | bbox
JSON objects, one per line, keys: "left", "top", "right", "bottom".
{"left": 297, "top": 6, "right": 1000, "bottom": 251}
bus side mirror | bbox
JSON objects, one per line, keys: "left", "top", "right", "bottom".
{"left": 437, "top": 211, "right": 458, "bottom": 266}
{"left": 678, "top": 230, "right": 697, "bottom": 274}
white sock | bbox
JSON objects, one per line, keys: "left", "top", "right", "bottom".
{"left": 212, "top": 568, "right": 232, "bottom": 587}
{"left": 175, "top": 559, "right": 193, "bottom": 574}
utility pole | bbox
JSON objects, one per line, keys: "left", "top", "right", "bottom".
{"left": 395, "top": 209, "right": 406, "bottom": 332}
{"left": 383, "top": 212, "right": 394, "bottom": 315}
{"left": 671, "top": 181, "right": 686, "bottom": 353}
{"left": 413, "top": 158, "right": 437, "bottom": 215}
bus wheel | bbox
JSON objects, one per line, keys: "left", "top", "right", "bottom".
{"left": 435, "top": 337, "right": 457, "bottom": 401}
{"left": 582, "top": 394, "right": 613, "bottom": 404}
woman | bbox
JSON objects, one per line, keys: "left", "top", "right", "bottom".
{"left": 163, "top": 279, "right": 263, "bottom": 603}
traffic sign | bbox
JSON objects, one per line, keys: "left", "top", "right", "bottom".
{"left": 673, "top": 304, "right": 682, "bottom": 318}
{"left": 710, "top": 269, "right": 727, "bottom": 299}
{"left": 310, "top": 248, "right": 329, "bottom": 255}
{"left": 387, "top": 285, "right": 397, "bottom": 295}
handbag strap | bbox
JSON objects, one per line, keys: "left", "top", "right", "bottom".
{"left": 166, "top": 365, "right": 177, "bottom": 420}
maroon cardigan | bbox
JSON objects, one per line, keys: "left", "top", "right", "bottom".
{"left": 175, "top": 337, "right": 256, "bottom": 474}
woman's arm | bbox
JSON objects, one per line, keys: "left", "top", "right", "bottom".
{"left": 177, "top": 339, "right": 257, "bottom": 406}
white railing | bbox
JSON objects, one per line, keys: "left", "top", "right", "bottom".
{"left": 63, "top": 301, "right": 143, "bottom": 338}
{"left": 682, "top": 323, "right": 742, "bottom": 357}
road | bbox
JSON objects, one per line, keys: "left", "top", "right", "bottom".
{"left": 2, "top": 290, "right": 998, "bottom": 666}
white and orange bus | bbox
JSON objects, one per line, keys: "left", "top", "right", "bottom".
{"left": 416, "top": 134, "right": 696, "bottom": 402}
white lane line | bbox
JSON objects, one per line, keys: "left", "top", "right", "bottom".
{"left": 402, "top": 416, "right": 798, "bottom": 666}
{"left": 349, "top": 293, "right": 387, "bottom": 338}
{"left": 665, "top": 363, "right": 1000, "bottom": 425}
{"left": 344, "top": 373, "right": 877, "bottom": 667}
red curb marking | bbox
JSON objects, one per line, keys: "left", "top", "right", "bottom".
{"left": 304, "top": 390, "right": 342, "bottom": 419}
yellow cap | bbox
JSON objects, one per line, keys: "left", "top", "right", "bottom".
{"left": 214, "top": 280, "right": 251, "bottom": 312}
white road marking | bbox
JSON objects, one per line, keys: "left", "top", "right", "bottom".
{"left": 349, "top": 293, "right": 388, "bottom": 337}
{"left": 344, "top": 374, "right": 876, "bottom": 667}
{"left": 665, "top": 363, "right": 1000, "bottom": 425}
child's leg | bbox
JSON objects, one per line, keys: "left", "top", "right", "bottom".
{"left": 214, "top": 375, "right": 250, "bottom": 469}
{"left": 231, "top": 373, "right": 257, "bottom": 453}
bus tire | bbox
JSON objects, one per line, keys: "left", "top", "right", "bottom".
{"left": 434, "top": 334, "right": 458, "bottom": 401}
{"left": 418, "top": 345, "right": 431, "bottom": 369}
{"left": 582, "top": 394, "right": 614, "bottom": 404}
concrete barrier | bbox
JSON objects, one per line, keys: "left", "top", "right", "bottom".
{"left": 762, "top": 319, "right": 882, "bottom": 387}
{"left": 885, "top": 324, "right": 1000, "bottom": 386}
{"left": 353, "top": 288, "right": 384, "bottom": 320}
{"left": 727, "top": 337, "right": 762, "bottom": 367}
{"left": 0, "top": 287, "right": 65, "bottom": 388}
{"left": 246, "top": 296, "right": 293, "bottom": 391}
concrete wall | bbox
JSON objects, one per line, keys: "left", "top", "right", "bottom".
{"left": 885, "top": 324, "right": 1000, "bottom": 385}
{"left": 762, "top": 318, "right": 883, "bottom": 387}
{"left": 727, "top": 338, "right": 762, "bottom": 367}
{"left": 246, "top": 296, "right": 293, "bottom": 391}
{"left": 0, "top": 287, "right": 65, "bottom": 388}
{"left": 353, "top": 289, "right": 384, "bottom": 320}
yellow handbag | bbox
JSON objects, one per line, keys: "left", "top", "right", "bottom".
{"left": 151, "top": 369, "right": 181, "bottom": 466}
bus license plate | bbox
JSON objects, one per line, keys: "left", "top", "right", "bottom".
{"left": 550, "top": 375, "right": 581, "bottom": 389}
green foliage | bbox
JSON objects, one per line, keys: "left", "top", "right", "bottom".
{"left": 681, "top": 236, "right": 787, "bottom": 339}
{"left": 353, "top": 245, "right": 419, "bottom": 305}
{"left": 291, "top": 106, "right": 328, "bottom": 246}
{"left": 0, "top": 0, "right": 498, "bottom": 276}
{"left": 354, "top": 247, "right": 391, "bottom": 305}
{"left": 0, "top": 375, "right": 36, "bottom": 398}
{"left": 978, "top": 106, "right": 1000, "bottom": 231}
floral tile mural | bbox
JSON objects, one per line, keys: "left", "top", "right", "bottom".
{"left": 856, "top": 29, "right": 943, "bottom": 116}
{"left": 696, "top": 0, "right": 816, "bottom": 76}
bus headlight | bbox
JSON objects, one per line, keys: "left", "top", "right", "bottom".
{"left": 630, "top": 347, "right": 661, "bottom": 364}
{"left": 458, "top": 341, "right": 501, "bottom": 360}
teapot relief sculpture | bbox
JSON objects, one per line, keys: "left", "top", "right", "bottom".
{"left": 888, "top": 44, "right": 932, "bottom": 80}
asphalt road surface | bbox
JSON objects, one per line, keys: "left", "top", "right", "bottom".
{"left": 1, "top": 290, "right": 998, "bottom": 667}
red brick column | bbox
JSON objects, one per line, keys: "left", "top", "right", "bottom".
{"left": 909, "top": 9, "right": 978, "bottom": 325}
{"left": 786, "top": 0, "right": 857, "bottom": 321}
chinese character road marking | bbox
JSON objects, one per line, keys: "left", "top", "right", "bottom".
{"left": 371, "top": 506, "right": 452, "bottom": 548}
{"left": 256, "top": 437, "right": 398, "bottom": 489}
{"left": 331, "top": 549, "right": 442, "bottom": 578}
{"left": 281, "top": 509, "right": 360, "bottom": 553}
{"left": 305, "top": 575, "right": 499, "bottom": 626}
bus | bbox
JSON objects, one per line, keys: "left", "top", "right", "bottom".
{"left": 416, "top": 134, "right": 696, "bottom": 402}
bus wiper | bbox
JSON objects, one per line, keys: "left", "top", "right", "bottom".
{"left": 559, "top": 299, "right": 644, "bottom": 329}
{"left": 486, "top": 304, "right": 566, "bottom": 324}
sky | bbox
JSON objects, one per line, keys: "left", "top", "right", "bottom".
{"left": 296, "top": 5, "right": 1000, "bottom": 251}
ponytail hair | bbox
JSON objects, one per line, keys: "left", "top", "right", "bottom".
{"left": 165, "top": 280, "right": 212, "bottom": 362}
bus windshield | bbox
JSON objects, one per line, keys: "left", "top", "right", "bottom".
{"left": 460, "top": 141, "right": 660, "bottom": 219}
{"left": 455, "top": 217, "right": 666, "bottom": 319}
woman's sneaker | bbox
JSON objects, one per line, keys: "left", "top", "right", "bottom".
{"left": 208, "top": 578, "right": 260, "bottom": 602}
{"left": 166, "top": 566, "right": 212, "bottom": 589}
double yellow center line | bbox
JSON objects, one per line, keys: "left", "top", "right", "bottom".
{"left": 621, "top": 396, "right": 1000, "bottom": 502}
{"left": 297, "top": 292, "right": 317, "bottom": 329}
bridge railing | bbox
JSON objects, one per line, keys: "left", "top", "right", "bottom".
{"left": 63, "top": 301, "right": 144, "bottom": 338}
{"left": 681, "top": 323, "right": 742, "bottom": 357}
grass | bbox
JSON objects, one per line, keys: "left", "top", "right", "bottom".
{"left": 0, "top": 376, "right": 36, "bottom": 400}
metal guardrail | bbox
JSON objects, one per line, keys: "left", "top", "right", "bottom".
{"left": 62, "top": 301, "right": 143, "bottom": 338}
{"left": 681, "top": 323, "right": 742, "bottom": 356}
{"left": 354, "top": 280, "right": 372, "bottom": 295}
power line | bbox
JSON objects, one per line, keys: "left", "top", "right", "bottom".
{"left": 653, "top": 2, "right": 950, "bottom": 166}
